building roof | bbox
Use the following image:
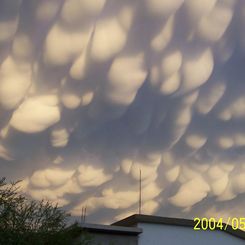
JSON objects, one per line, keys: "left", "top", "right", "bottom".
{"left": 78, "top": 222, "right": 142, "bottom": 236}
{"left": 112, "top": 214, "right": 245, "bottom": 240}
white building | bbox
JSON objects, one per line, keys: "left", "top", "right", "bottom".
{"left": 77, "top": 214, "right": 245, "bottom": 245}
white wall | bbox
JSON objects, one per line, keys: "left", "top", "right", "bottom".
{"left": 137, "top": 223, "right": 244, "bottom": 245}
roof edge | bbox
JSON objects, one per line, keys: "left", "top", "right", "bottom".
{"left": 78, "top": 222, "right": 142, "bottom": 236}
{"left": 112, "top": 214, "right": 245, "bottom": 240}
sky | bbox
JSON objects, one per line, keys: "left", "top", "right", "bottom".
{"left": 0, "top": 0, "right": 245, "bottom": 224}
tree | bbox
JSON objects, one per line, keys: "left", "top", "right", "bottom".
{"left": 0, "top": 178, "right": 93, "bottom": 245}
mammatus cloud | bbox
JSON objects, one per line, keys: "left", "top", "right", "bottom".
{"left": 0, "top": 0, "right": 244, "bottom": 223}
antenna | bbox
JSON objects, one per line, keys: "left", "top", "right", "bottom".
{"left": 84, "top": 206, "right": 87, "bottom": 223}
{"left": 81, "top": 206, "right": 87, "bottom": 223}
{"left": 81, "top": 207, "right": 84, "bottom": 223}
{"left": 139, "top": 169, "right": 142, "bottom": 214}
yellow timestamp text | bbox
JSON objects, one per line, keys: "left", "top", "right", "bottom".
{"left": 194, "top": 217, "right": 245, "bottom": 231}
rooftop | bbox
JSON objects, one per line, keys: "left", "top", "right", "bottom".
{"left": 112, "top": 214, "right": 245, "bottom": 240}
{"left": 78, "top": 222, "right": 142, "bottom": 236}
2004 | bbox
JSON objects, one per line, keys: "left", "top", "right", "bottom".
{"left": 194, "top": 217, "right": 245, "bottom": 231}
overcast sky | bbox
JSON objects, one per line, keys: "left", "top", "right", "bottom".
{"left": 0, "top": 0, "right": 244, "bottom": 224}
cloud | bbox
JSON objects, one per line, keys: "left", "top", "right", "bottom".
{"left": 77, "top": 165, "right": 112, "bottom": 187}
{"left": 30, "top": 168, "right": 75, "bottom": 188}
{"left": 43, "top": 22, "right": 89, "bottom": 66}
{"left": 169, "top": 176, "right": 210, "bottom": 208}
{"left": 180, "top": 47, "right": 214, "bottom": 94}
{"left": 0, "top": 56, "right": 31, "bottom": 110}
{"left": 107, "top": 53, "right": 147, "bottom": 105}
{"left": 50, "top": 126, "right": 70, "bottom": 148}
{"left": 90, "top": 17, "right": 127, "bottom": 62}
{"left": 9, "top": 95, "right": 60, "bottom": 133}
{"left": 196, "top": 0, "right": 234, "bottom": 42}
{"left": 0, "top": 18, "right": 19, "bottom": 44}
{"left": 0, "top": 0, "right": 244, "bottom": 224}
{"left": 144, "top": 0, "right": 184, "bottom": 17}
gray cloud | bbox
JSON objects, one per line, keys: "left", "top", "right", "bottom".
{"left": 0, "top": 0, "right": 244, "bottom": 224}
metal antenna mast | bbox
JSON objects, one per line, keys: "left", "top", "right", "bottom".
{"left": 139, "top": 169, "right": 142, "bottom": 214}
{"left": 81, "top": 206, "right": 87, "bottom": 223}
{"left": 81, "top": 207, "right": 84, "bottom": 223}
{"left": 84, "top": 206, "right": 87, "bottom": 223}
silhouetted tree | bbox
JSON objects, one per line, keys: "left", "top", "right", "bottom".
{"left": 0, "top": 178, "right": 93, "bottom": 245}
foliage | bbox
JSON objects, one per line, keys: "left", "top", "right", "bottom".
{"left": 0, "top": 178, "right": 92, "bottom": 245}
